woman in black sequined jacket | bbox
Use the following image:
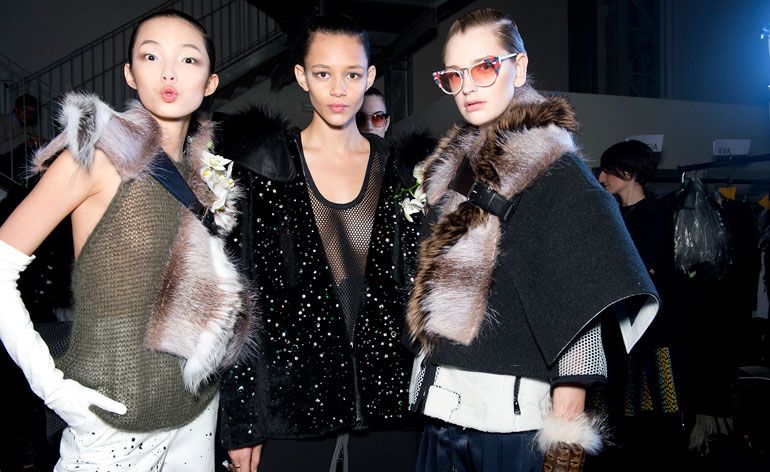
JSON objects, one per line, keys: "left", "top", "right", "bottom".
{"left": 217, "top": 15, "right": 428, "bottom": 472}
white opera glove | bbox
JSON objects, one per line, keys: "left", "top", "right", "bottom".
{"left": 0, "top": 239, "right": 126, "bottom": 430}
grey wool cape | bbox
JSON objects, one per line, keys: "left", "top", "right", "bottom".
{"left": 407, "top": 87, "right": 659, "bottom": 380}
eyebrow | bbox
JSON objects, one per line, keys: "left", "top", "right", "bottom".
{"left": 444, "top": 55, "right": 494, "bottom": 69}
{"left": 138, "top": 40, "right": 203, "bottom": 53}
{"left": 309, "top": 63, "right": 365, "bottom": 70}
{"left": 181, "top": 43, "right": 203, "bottom": 53}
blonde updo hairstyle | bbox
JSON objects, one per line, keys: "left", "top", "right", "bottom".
{"left": 443, "top": 8, "right": 526, "bottom": 62}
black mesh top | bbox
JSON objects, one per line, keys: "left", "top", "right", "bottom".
{"left": 300, "top": 142, "right": 384, "bottom": 341}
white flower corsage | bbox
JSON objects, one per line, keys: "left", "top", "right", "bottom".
{"left": 199, "top": 140, "right": 235, "bottom": 213}
{"left": 399, "top": 162, "right": 427, "bottom": 223}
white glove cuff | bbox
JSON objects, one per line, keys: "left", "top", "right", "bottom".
{"left": 0, "top": 239, "right": 35, "bottom": 277}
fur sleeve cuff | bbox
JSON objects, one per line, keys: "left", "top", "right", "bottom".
{"left": 535, "top": 413, "right": 604, "bottom": 454}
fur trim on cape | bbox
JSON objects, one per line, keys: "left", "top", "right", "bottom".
{"left": 407, "top": 87, "right": 580, "bottom": 352}
{"left": 34, "top": 93, "right": 257, "bottom": 392}
{"left": 535, "top": 412, "right": 604, "bottom": 454}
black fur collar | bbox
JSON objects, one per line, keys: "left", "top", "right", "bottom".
{"left": 217, "top": 106, "right": 393, "bottom": 182}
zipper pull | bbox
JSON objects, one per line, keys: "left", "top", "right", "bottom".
{"left": 513, "top": 376, "right": 522, "bottom": 415}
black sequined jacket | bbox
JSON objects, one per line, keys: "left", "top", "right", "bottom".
{"left": 217, "top": 108, "right": 423, "bottom": 448}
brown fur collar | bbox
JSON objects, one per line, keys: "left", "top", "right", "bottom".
{"left": 407, "top": 87, "right": 580, "bottom": 352}
{"left": 34, "top": 93, "right": 256, "bottom": 392}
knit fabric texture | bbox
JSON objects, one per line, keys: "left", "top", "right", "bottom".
{"left": 58, "top": 163, "right": 219, "bottom": 432}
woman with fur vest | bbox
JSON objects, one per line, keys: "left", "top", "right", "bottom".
{"left": 406, "top": 8, "right": 660, "bottom": 472}
{"left": 0, "top": 10, "right": 252, "bottom": 470}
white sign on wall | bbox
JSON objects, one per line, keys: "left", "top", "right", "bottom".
{"left": 712, "top": 139, "right": 751, "bottom": 157}
{"left": 626, "top": 134, "right": 664, "bottom": 153}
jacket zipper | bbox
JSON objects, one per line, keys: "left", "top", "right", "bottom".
{"left": 351, "top": 338, "right": 364, "bottom": 426}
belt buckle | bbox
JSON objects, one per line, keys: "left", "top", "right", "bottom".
{"left": 467, "top": 180, "right": 484, "bottom": 202}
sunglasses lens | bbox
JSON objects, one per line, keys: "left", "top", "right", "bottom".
{"left": 371, "top": 113, "right": 388, "bottom": 128}
{"left": 436, "top": 71, "right": 462, "bottom": 94}
{"left": 470, "top": 59, "right": 498, "bottom": 86}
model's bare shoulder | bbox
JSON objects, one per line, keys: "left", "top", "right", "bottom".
{"left": 0, "top": 148, "right": 100, "bottom": 255}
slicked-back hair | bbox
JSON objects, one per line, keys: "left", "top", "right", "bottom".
{"left": 299, "top": 14, "right": 371, "bottom": 66}
{"left": 443, "top": 8, "right": 526, "bottom": 61}
{"left": 364, "top": 87, "right": 385, "bottom": 99}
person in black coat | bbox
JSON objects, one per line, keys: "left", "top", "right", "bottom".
{"left": 598, "top": 139, "right": 685, "bottom": 470}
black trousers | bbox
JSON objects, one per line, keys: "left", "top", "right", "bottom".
{"left": 415, "top": 420, "right": 543, "bottom": 472}
{"left": 258, "top": 429, "right": 419, "bottom": 472}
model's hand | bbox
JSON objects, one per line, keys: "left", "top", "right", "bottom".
{"left": 552, "top": 385, "right": 586, "bottom": 420}
{"left": 46, "top": 378, "right": 126, "bottom": 431}
{"left": 540, "top": 385, "right": 593, "bottom": 471}
{"left": 0, "top": 239, "right": 125, "bottom": 435}
{"left": 228, "top": 443, "right": 262, "bottom": 472}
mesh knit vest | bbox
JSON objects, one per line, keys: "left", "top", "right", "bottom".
{"left": 58, "top": 168, "right": 219, "bottom": 432}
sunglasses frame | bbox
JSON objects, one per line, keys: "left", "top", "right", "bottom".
{"left": 432, "top": 52, "right": 519, "bottom": 95}
{"left": 356, "top": 111, "right": 390, "bottom": 128}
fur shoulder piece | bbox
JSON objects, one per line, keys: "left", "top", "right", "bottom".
{"left": 35, "top": 93, "right": 255, "bottom": 393}
{"left": 216, "top": 105, "right": 296, "bottom": 182}
{"left": 33, "top": 93, "right": 161, "bottom": 179}
{"left": 486, "top": 85, "right": 579, "bottom": 137}
{"left": 33, "top": 93, "right": 240, "bottom": 234}
{"left": 408, "top": 88, "right": 581, "bottom": 352}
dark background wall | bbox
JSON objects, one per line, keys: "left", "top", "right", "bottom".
{"left": 0, "top": 0, "right": 165, "bottom": 73}
{"left": 1, "top": 0, "right": 769, "bottom": 168}
{"left": 568, "top": 0, "right": 770, "bottom": 106}
{"left": 2, "top": 0, "right": 768, "bottom": 107}
{"left": 669, "top": 0, "right": 770, "bottom": 106}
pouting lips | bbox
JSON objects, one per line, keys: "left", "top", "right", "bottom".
{"left": 161, "top": 86, "right": 178, "bottom": 103}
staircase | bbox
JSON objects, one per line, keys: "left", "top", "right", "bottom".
{"left": 1, "top": 0, "right": 474, "bottom": 186}
{"left": 0, "top": 53, "right": 56, "bottom": 186}
{"left": 5, "top": 0, "right": 283, "bottom": 146}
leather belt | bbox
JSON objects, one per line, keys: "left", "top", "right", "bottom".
{"left": 448, "top": 157, "right": 520, "bottom": 223}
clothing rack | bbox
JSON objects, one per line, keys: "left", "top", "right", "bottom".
{"left": 677, "top": 153, "right": 770, "bottom": 173}
{"left": 644, "top": 154, "right": 770, "bottom": 186}
{"left": 650, "top": 170, "right": 770, "bottom": 186}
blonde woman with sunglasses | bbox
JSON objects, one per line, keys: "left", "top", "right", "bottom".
{"left": 406, "top": 8, "right": 660, "bottom": 472}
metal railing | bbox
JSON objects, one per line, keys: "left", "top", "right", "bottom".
{"left": 1, "top": 53, "right": 33, "bottom": 113}
{"left": 0, "top": 52, "right": 54, "bottom": 185}
{"left": 3, "top": 0, "right": 281, "bottom": 185}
